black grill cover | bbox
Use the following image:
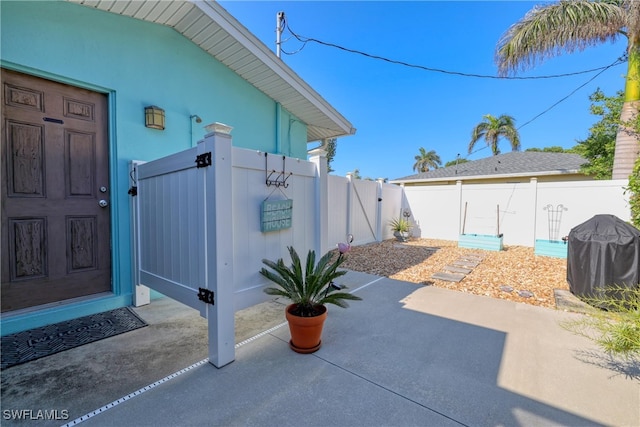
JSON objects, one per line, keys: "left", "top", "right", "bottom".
{"left": 567, "top": 215, "right": 640, "bottom": 302}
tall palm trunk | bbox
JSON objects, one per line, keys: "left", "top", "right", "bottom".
{"left": 612, "top": 102, "right": 640, "bottom": 179}
{"left": 612, "top": 40, "right": 640, "bottom": 179}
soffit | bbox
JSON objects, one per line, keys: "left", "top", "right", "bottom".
{"left": 68, "top": 0, "right": 355, "bottom": 142}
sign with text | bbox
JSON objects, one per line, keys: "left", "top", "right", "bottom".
{"left": 261, "top": 199, "right": 293, "bottom": 232}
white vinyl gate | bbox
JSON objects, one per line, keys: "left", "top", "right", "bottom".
{"left": 131, "top": 130, "right": 333, "bottom": 368}
{"left": 130, "top": 128, "right": 407, "bottom": 368}
{"left": 326, "top": 175, "right": 405, "bottom": 246}
{"left": 350, "top": 179, "right": 379, "bottom": 245}
{"left": 132, "top": 133, "right": 235, "bottom": 368}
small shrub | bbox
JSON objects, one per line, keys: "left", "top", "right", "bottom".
{"left": 562, "top": 286, "right": 640, "bottom": 359}
{"left": 389, "top": 217, "right": 411, "bottom": 233}
{"left": 626, "top": 157, "right": 640, "bottom": 228}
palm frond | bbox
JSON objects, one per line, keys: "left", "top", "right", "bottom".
{"left": 496, "top": 0, "right": 626, "bottom": 76}
{"left": 260, "top": 246, "right": 362, "bottom": 311}
{"left": 320, "top": 291, "right": 363, "bottom": 308}
{"left": 469, "top": 114, "right": 520, "bottom": 155}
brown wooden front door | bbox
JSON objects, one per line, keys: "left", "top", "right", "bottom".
{"left": 1, "top": 69, "right": 111, "bottom": 312}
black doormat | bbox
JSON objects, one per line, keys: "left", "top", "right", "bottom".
{"left": 1, "top": 307, "right": 147, "bottom": 370}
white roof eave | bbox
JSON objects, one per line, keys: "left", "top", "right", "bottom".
{"left": 68, "top": 0, "right": 355, "bottom": 142}
{"left": 390, "top": 169, "right": 583, "bottom": 185}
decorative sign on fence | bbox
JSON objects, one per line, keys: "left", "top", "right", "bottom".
{"left": 261, "top": 199, "right": 293, "bottom": 232}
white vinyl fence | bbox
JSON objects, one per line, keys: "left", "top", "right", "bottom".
{"left": 403, "top": 178, "right": 631, "bottom": 246}
{"left": 133, "top": 135, "right": 235, "bottom": 367}
{"left": 131, "top": 128, "right": 631, "bottom": 367}
{"left": 132, "top": 131, "right": 331, "bottom": 366}
{"left": 327, "top": 175, "right": 404, "bottom": 246}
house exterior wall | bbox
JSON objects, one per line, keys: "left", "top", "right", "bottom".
{"left": 0, "top": 1, "right": 308, "bottom": 333}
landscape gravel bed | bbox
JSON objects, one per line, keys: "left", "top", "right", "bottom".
{"left": 337, "top": 238, "right": 569, "bottom": 309}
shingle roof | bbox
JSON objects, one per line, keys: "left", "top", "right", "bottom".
{"left": 392, "top": 152, "right": 588, "bottom": 183}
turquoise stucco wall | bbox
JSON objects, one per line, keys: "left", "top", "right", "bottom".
{"left": 0, "top": 0, "right": 308, "bottom": 333}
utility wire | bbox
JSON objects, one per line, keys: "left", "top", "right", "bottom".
{"left": 284, "top": 22, "right": 626, "bottom": 80}
{"left": 449, "top": 54, "right": 623, "bottom": 160}
{"left": 516, "top": 58, "right": 622, "bottom": 130}
{"left": 279, "top": 17, "right": 626, "bottom": 159}
{"left": 463, "top": 56, "right": 619, "bottom": 158}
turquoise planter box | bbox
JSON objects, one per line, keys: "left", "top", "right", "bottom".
{"left": 458, "top": 234, "right": 503, "bottom": 251}
{"left": 534, "top": 239, "right": 568, "bottom": 258}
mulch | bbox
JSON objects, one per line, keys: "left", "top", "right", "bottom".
{"left": 336, "top": 238, "right": 569, "bottom": 309}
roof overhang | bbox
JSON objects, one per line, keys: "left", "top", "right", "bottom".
{"left": 391, "top": 169, "right": 583, "bottom": 185}
{"left": 68, "top": 0, "right": 355, "bottom": 142}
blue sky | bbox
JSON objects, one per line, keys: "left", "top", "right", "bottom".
{"left": 220, "top": 1, "right": 627, "bottom": 180}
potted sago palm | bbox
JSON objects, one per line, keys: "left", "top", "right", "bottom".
{"left": 260, "top": 236, "right": 361, "bottom": 354}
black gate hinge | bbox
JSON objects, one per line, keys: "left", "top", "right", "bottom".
{"left": 195, "top": 152, "right": 212, "bottom": 168}
{"left": 198, "top": 288, "right": 215, "bottom": 305}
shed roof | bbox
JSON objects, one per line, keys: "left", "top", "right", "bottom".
{"left": 68, "top": 0, "right": 355, "bottom": 142}
{"left": 392, "top": 152, "right": 588, "bottom": 184}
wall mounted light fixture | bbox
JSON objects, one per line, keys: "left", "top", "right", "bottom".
{"left": 145, "top": 106, "right": 165, "bottom": 130}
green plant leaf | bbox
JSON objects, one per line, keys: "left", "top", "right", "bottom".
{"left": 260, "top": 246, "right": 362, "bottom": 313}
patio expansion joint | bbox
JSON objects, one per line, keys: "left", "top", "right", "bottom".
{"left": 63, "top": 323, "right": 289, "bottom": 426}
{"left": 310, "top": 352, "right": 471, "bottom": 426}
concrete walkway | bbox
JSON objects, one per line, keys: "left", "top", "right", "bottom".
{"left": 1, "top": 271, "right": 638, "bottom": 426}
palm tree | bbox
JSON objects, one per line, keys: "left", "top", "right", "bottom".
{"left": 495, "top": 0, "right": 639, "bottom": 179}
{"left": 468, "top": 114, "right": 521, "bottom": 155}
{"left": 413, "top": 147, "right": 442, "bottom": 172}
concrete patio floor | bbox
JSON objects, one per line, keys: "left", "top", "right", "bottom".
{"left": 1, "top": 271, "right": 638, "bottom": 426}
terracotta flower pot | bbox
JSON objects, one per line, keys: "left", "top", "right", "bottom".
{"left": 285, "top": 304, "right": 327, "bottom": 354}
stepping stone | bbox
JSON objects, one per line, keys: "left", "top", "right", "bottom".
{"left": 443, "top": 265, "right": 472, "bottom": 274}
{"left": 461, "top": 258, "right": 483, "bottom": 264}
{"left": 453, "top": 260, "right": 480, "bottom": 268}
{"left": 431, "top": 272, "right": 465, "bottom": 282}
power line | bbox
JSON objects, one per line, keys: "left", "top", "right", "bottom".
{"left": 516, "top": 58, "right": 621, "bottom": 130}
{"left": 463, "top": 55, "right": 619, "bottom": 158}
{"left": 284, "top": 22, "right": 626, "bottom": 80}
{"left": 279, "top": 17, "right": 626, "bottom": 160}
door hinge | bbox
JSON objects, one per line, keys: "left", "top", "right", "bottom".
{"left": 195, "top": 152, "right": 212, "bottom": 168}
{"left": 197, "top": 288, "right": 215, "bottom": 305}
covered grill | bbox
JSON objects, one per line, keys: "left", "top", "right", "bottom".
{"left": 567, "top": 215, "right": 640, "bottom": 303}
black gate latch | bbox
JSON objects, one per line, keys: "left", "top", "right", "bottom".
{"left": 198, "top": 288, "right": 215, "bottom": 305}
{"left": 195, "top": 152, "right": 212, "bottom": 168}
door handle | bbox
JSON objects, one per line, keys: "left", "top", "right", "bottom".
{"left": 99, "top": 200, "right": 109, "bottom": 208}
